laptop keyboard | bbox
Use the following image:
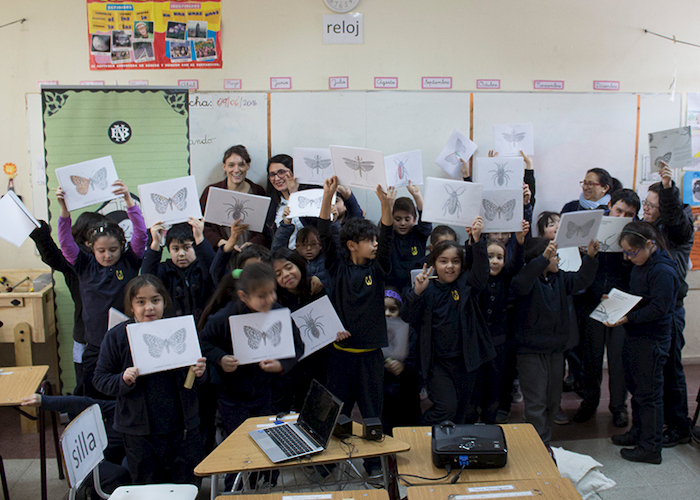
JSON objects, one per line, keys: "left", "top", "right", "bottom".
{"left": 264, "top": 424, "right": 314, "bottom": 457}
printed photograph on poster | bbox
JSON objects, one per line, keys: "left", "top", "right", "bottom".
{"left": 137, "top": 176, "right": 202, "bottom": 228}
{"left": 90, "top": 34, "right": 111, "bottom": 54}
{"left": 557, "top": 246, "right": 582, "bottom": 272}
{"left": 127, "top": 315, "right": 202, "bottom": 376}
{"left": 383, "top": 317, "right": 410, "bottom": 363}
{"left": 111, "top": 30, "right": 132, "bottom": 49}
{"left": 473, "top": 157, "right": 524, "bottom": 189}
{"left": 194, "top": 39, "right": 217, "bottom": 61}
{"left": 169, "top": 41, "right": 191, "bottom": 61}
{"left": 203, "top": 187, "right": 271, "bottom": 232}
{"left": 55, "top": 156, "right": 121, "bottom": 212}
{"left": 422, "top": 177, "right": 482, "bottom": 226}
{"left": 108, "top": 308, "right": 129, "bottom": 330}
{"left": 683, "top": 171, "right": 700, "bottom": 206}
{"left": 648, "top": 126, "right": 693, "bottom": 172}
{"left": 166, "top": 21, "right": 186, "bottom": 41}
{"left": 493, "top": 123, "right": 534, "bottom": 156}
{"left": 230, "top": 308, "right": 296, "bottom": 365}
{"left": 133, "top": 21, "right": 153, "bottom": 40}
{"left": 287, "top": 189, "right": 335, "bottom": 219}
{"left": 111, "top": 50, "right": 131, "bottom": 64}
{"left": 133, "top": 41, "right": 154, "bottom": 63}
{"left": 187, "top": 21, "right": 208, "bottom": 40}
{"left": 435, "top": 129, "right": 477, "bottom": 179}
{"left": 293, "top": 147, "right": 333, "bottom": 185}
{"left": 589, "top": 288, "right": 642, "bottom": 325}
{"left": 0, "top": 191, "right": 40, "bottom": 248}
{"left": 553, "top": 210, "right": 604, "bottom": 249}
{"left": 291, "top": 296, "right": 345, "bottom": 360}
{"left": 480, "top": 188, "right": 523, "bottom": 233}
{"left": 330, "top": 145, "right": 387, "bottom": 191}
{"left": 384, "top": 150, "right": 423, "bottom": 188}
{"left": 596, "top": 216, "right": 632, "bottom": 252}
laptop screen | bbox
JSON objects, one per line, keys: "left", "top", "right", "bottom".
{"left": 298, "top": 379, "right": 344, "bottom": 447}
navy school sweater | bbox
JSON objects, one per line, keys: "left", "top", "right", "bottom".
{"left": 387, "top": 214, "right": 432, "bottom": 292}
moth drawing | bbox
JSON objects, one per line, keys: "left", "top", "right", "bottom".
{"left": 442, "top": 185, "right": 467, "bottom": 216}
{"left": 298, "top": 196, "right": 322, "bottom": 210}
{"left": 502, "top": 129, "right": 526, "bottom": 149}
{"left": 393, "top": 156, "right": 410, "bottom": 184}
{"left": 566, "top": 220, "right": 595, "bottom": 239}
{"left": 244, "top": 322, "right": 282, "bottom": 349}
{"left": 343, "top": 156, "right": 375, "bottom": 178}
{"left": 304, "top": 155, "right": 332, "bottom": 176}
{"left": 482, "top": 198, "right": 516, "bottom": 221}
{"left": 490, "top": 162, "right": 513, "bottom": 187}
{"left": 445, "top": 139, "right": 467, "bottom": 166}
{"left": 654, "top": 152, "right": 672, "bottom": 169}
{"left": 70, "top": 167, "right": 109, "bottom": 195}
{"left": 224, "top": 199, "right": 251, "bottom": 221}
{"left": 151, "top": 187, "right": 187, "bottom": 214}
{"left": 298, "top": 310, "right": 325, "bottom": 340}
{"left": 142, "top": 329, "right": 187, "bottom": 358}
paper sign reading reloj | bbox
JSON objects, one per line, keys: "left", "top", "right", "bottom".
{"left": 323, "top": 14, "right": 363, "bottom": 44}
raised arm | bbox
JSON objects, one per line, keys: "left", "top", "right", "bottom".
{"left": 56, "top": 187, "right": 79, "bottom": 265}
{"left": 375, "top": 185, "right": 396, "bottom": 273}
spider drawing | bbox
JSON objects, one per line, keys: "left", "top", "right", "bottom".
{"left": 597, "top": 233, "right": 617, "bottom": 252}
{"left": 593, "top": 302, "right": 623, "bottom": 323}
{"left": 489, "top": 162, "right": 513, "bottom": 187}
{"left": 298, "top": 310, "right": 324, "bottom": 340}
{"left": 442, "top": 185, "right": 467, "bottom": 216}
{"left": 224, "top": 199, "right": 251, "bottom": 221}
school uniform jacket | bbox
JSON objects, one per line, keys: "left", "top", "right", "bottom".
{"left": 387, "top": 214, "right": 432, "bottom": 293}
{"left": 401, "top": 238, "right": 494, "bottom": 379}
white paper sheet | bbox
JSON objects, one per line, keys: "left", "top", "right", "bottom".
{"left": 292, "top": 147, "right": 333, "bottom": 186}
{"left": 55, "top": 156, "right": 121, "bottom": 211}
{"left": 229, "top": 308, "right": 296, "bottom": 365}
{"left": 137, "top": 176, "right": 202, "bottom": 228}
{"left": 648, "top": 126, "right": 693, "bottom": 172}
{"left": 291, "top": 296, "right": 345, "bottom": 361}
{"left": 596, "top": 216, "right": 633, "bottom": 253}
{"left": 589, "top": 288, "right": 642, "bottom": 325}
{"left": 554, "top": 210, "right": 604, "bottom": 249}
{"left": 493, "top": 123, "right": 534, "bottom": 156}
{"left": 287, "top": 189, "right": 335, "bottom": 218}
{"left": 480, "top": 188, "right": 523, "bottom": 233}
{"left": 384, "top": 150, "right": 423, "bottom": 188}
{"left": 382, "top": 317, "right": 410, "bottom": 362}
{"left": 107, "top": 307, "right": 129, "bottom": 330}
{"left": 435, "top": 129, "right": 477, "bottom": 179}
{"left": 330, "top": 145, "right": 387, "bottom": 191}
{"left": 473, "top": 157, "right": 525, "bottom": 189}
{"left": 422, "top": 177, "right": 483, "bottom": 226}
{"left": 557, "top": 246, "right": 582, "bottom": 272}
{"left": 0, "top": 191, "right": 39, "bottom": 247}
{"left": 126, "top": 315, "right": 202, "bottom": 376}
{"left": 203, "top": 186, "right": 271, "bottom": 232}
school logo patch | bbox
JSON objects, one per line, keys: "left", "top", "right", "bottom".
{"left": 116, "top": 270, "right": 124, "bottom": 280}
{"left": 411, "top": 246, "right": 418, "bottom": 256}
{"left": 364, "top": 275, "right": 373, "bottom": 286}
{"left": 451, "top": 290, "right": 459, "bottom": 301}
{"left": 108, "top": 121, "right": 131, "bottom": 144}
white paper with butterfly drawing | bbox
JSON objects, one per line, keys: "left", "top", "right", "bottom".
{"left": 382, "top": 317, "right": 410, "bottom": 363}
{"left": 287, "top": 189, "right": 335, "bottom": 219}
{"left": 0, "top": 191, "right": 39, "bottom": 247}
{"left": 108, "top": 308, "right": 129, "bottom": 330}
{"left": 557, "top": 246, "right": 582, "bottom": 272}
{"left": 492, "top": 123, "right": 534, "bottom": 156}
{"left": 137, "top": 176, "right": 202, "bottom": 228}
{"left": 480, "top": 188, "right": 523, "bottom": 233}
{"left": 292, "top": 148, "right": 333, "bottom": 186}
{"left": 434, "top": 129, "right": 477, "bottom": 179}
{"left": 589, "top": 288, "right": 641, "bottom": 325}
{"left": 203, "top": 186, "right": 271, "bottom": 232}
{"left": 290, "top": 295, "right": 345, "bottom": 361}
{"left": 384, "top": 150, "right": 423, "bottom": 188}
{"left": 473, "top": 157, "right": 525, "bottom": 190}
{"left": 55, "top": 156, "right": 121, "bottom": 211}
{"left": 596, "top": 216, "right": 633, "bottom": 253}
{"left": 648, "top": 126, "right": 693, "bottom": 172}
{"left": 126, "top": 315, "right": 202, "bottom": 376}
{"left": 422, "top": 177, "right": 483, "bottom": 226}
{"left": 330, "top": 145, "right": 387, "bottom": 191}
{"left": 554, "top": 210, "right": 604, "bottom": 249}
{"left": 230, "top": 308, "right": 296, "bottom": 365}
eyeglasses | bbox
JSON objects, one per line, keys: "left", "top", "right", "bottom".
{"left": 268, "top": 169, "right": 291, "bottom": 180}
{"left": 622, "top": 247, "right": 643, "bottom": 258}
{"left": 579, "top": 181, "right": 602, "bottom": 188}
{"left": 298, "top": 242, "right": 320, "bottom": 248}
{"left": 642, "top": 200, "right": 659, "bottom": 210}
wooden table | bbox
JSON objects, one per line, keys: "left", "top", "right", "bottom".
{"left": 196, "top": 415, "right": 410, "bottom": 500}
{"left": 393, "top": 425, "right": 560, "bottom": 486}
{"left": 216, "top": 488, "right": 390, "bottom": 500}
{"left": 406, "top": 479, "right": 581, "bottom": 500}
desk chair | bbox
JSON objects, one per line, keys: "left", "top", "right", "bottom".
{"left": 60, "top": 404, "right": 198, "bottom": 500}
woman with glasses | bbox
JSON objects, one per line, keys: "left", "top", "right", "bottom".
{"left": 264, "top": 154, "right": 306, "bottom": 249}
{"left": 562, "top": 168, "right": 620, "bottom": 213}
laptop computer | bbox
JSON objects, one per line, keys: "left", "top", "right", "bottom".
{"left": 249, "top": 379, "right": 344, "bottom": 463}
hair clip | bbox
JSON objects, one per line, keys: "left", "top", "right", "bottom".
{"left": 231, "top": 269, "right": 243, "bottom": 279}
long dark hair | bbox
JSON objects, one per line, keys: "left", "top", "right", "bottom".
{"left": 428, "top": 240, "right": 465, "bottom": 269}
{"left": 587, "top": 168, "right": 613, "bottom": 195}
{"left": 618, "top": 221, "right": 666, "bottom": 251}
{"left": 123, "top": 275, "right": 172, "bottom": 318}
{"left": 272, "top": 248, "right": 312, "bottom": 300}
{"left": 89, "top": 220, "right": 126, "bottom": 250}
{"left": 265, "top": 154, "right": 294, "bottom": 206}
{"left": 222, "top": 144, "right": 251, "bottom": 165}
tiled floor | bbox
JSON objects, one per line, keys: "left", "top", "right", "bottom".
{"left": 1, "top": 365, "right": 698, "bottom": 500}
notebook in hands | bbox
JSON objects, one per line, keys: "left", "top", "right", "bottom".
{"left": 249, "top": 379, "right": 344, "bottom": 463}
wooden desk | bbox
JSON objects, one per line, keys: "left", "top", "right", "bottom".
{"left": 196, "top": 416, "right": 410, "bottom": 500}
{"left": 394, "top": 425, "right": 560, "bottom": 485}
{"left": 216, "top": 488, "right": 390, "bottom": 500}
{"left": 406, "top": 479, "right": 581, "bottom": 500}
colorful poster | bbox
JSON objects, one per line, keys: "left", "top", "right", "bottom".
{"left": 87, "top": 0, "right": 222, "bottom": 70}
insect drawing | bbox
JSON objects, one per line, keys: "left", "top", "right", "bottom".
{"left": 489, "top": 162, "right": 513, "bottom": 187}
{"left": 442, "top": 185, "right": 467, "bottom": 216}
{"left": 592, "top": 302, "right": 623, "bottom": 323}
{"left": 482, "top": 198, "right": 516, "bottom": 221}
{"left": 502, "top": 129, "right": 526, "bottom": 149}
{"left": 565, "top": 219, "right": 595, "bottom": 239}
{"left": 142, "top": 329, "right": 187, "bottom": 358}
{"left": 597, "top": 233, "right": 617, "bottom": 252}
{"left": 298, "top": 196, "right": 323, "bottom": 210}
{"left": 394, "top": 156, "right": 410, "bottom": 184}
{"left": 303, "top": 155, "right": 332, "bottom": 177}
{"left": 224, "top": 198, "right": 251, "bottom": 221}
{"left": 445, "top": 139, "right": 467, "bottom": 165}
{"left": 243, "top": 322, "right": 282, "bottom": 349}
{"left": 558, "top": 253, "right": 569, "bottom": 270}
{"left": 151, "top": 187, "right": 187, "bottom": 214}
{"left": 298, "top": 310, "right": 325, "bottom": 340}
{"left": 343, "top": 156, "right": 375, "bottom": 178}
{"left": 654, "top": 152, "right": 672, "bottom": 169}
{"left": 70, "top": 167, "right": 109, "bottom": 195}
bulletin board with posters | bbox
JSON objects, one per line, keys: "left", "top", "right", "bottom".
{"left": 87, "top": 0, "right": 222, "bottom": 70}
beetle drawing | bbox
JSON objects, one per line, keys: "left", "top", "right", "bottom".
{"left": 489, "top": 162, "right": 513, "bottom": 187}
{"left": 442, "top": 185, "right": 467, "bottom": 216}
{"left": 224, "top": 199, "right": 251, "bottom": 221}
{"left": 299, "top": 310, "right": 324, "bottom": 340}
{"left": 394, "top": 156, "right": 409, "bottom": 184}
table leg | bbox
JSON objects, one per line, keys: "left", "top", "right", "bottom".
{"left": 209, "top": 474, "right": 219, "bottom": 500}
{"left": 39, "top": 404, "right": 47, "bottom": 500}
{"left": 40, "top": 380, "right": 64, "bottom": 480}
{"left": 382, "top": 454, "right": 400, "bottom": 500}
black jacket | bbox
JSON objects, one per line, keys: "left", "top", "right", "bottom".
{"left": 387, "top": 214, "right": 432, "bottom": 293}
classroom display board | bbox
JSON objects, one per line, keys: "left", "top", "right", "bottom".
{"left": 87, "top": 0, "right": 222, "bottom": 70}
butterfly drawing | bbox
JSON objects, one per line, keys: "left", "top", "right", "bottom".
{"left": 151, "top": 187, "right": 188, "bottom": 214}
{"left": 482, "top": 199, "right": 516, "bottom": 221}
{"left": 298, "top": 196, "right": 322, "bottom": 210}
{"left": 244, "top": 322, "right": 283, "bottom": 349}
{"left": 565, "top": 220, "right": 595, "bottom": 239}
{"left": 502, "top": 129, "right": 526, "bottom": 149}
{"left": 343, "top": 156, "right": 375, "bottom": 178}
{"left": 70, "top": 167, "right": 109, "bottom": 195}
{"left": 654, "top": 152, "right": 672, "bottom": 169}
{"left": 304, "top": 156, "right": 332, "bottom": 176}
{"left": 445, "top": 139, "right": 467, "bottom": 165}
{"left": 142, "top": 329, "right": 187, "bottom": 358}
